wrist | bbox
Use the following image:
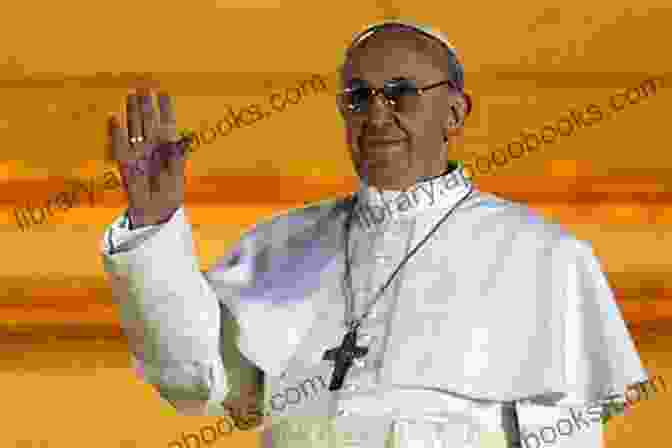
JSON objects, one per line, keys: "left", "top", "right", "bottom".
{"left": 127, "top": 207, "right": 178, "bottom": 230}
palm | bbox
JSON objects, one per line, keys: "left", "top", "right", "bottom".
{"left": 108, "top": 87, "right": 187, "bottom": 228}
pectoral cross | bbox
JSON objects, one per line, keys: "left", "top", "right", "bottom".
{"left": 322, "top": 328, "right": 369, "bottom": 391}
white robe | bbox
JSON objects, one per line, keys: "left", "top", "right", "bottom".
{"left": 101, "top": 164, "right": 647, "bottom": 447}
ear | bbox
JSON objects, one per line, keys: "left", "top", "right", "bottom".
{"left": 461, "top": 91, "right": 473, "bottom": 117}
{"left": 443, "top": 92, "right": 470, "bottom": 140}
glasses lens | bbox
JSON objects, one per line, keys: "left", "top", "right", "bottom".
{"left": 344, "top": 79, "right": 418, "bottom": 112}
{"left": 349, "top": 87, "right": 372, "bottom": 111}
{"left": 384, "top": 79, "right": 417, "bottom": 99}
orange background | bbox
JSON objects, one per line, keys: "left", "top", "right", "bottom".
{"left": 1, "top": 1, "right": 671, "bottom": 447}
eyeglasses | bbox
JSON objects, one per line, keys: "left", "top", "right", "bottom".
{"left": 339, "top": 77, "right": 457, "bottom": 113}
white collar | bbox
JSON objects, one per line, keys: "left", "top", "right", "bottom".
{"left": 353, "top": 163, "right": 473, "bottom": 230}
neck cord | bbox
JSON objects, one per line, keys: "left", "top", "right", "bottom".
{"left": 342, "top": 184, "right": 474, "bottom": 332}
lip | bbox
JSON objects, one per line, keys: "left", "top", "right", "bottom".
{"left": 362, "top": 138, "right": 406, "bottom": 145}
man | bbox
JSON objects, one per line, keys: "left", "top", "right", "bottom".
{"left": 102, "top": 20, "right": 647, "bottom": 447}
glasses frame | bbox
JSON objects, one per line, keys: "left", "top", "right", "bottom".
{"left": 340, "top": 79, "right": 457, "bottom": 113}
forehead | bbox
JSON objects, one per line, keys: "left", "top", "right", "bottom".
{"left": 344, "top": 29, "right": 449, "bottom": 83}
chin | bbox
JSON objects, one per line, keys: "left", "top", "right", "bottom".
{"left": 361, "top": 171, "right": 409, "bottom": 190}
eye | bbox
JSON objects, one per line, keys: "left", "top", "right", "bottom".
{"left": 350, "top": 87, "right": 370, "bottom": 101}
{"left": 344, "top": 87, "right": 371, "bottom": 111}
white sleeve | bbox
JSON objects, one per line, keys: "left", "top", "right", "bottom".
{"left": 100, "top": 206, "right": 231, "bottom": 410}
{"left": 102, "top": 208, "right": 167, "bottom": 255}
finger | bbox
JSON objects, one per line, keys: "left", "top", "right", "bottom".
{"left": 126, "top": 92, "right": 143, "bottom": 146}
{"left": 156, "top": 91, "right": 178, "bottom": 141}
{"left": 108, "top": 114, "right": 130, "bottom": 162}
{"left": 156, "top": 92, "right": 184, "bottom": 177}
{"left": 138, "top": 87, "right": 158, "bottom": 142}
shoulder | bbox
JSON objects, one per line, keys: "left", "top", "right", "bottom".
{"left": 465, "top": 189, "right": 579, "bottom": 247}
{"left": 460, "top": 189, "right": 604, "bottom": 280}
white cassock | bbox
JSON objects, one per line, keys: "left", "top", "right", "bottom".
{"left": 101, "top": 164, "right": 647, "bottom": 448}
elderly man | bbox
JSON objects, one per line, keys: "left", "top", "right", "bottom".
{"left": 102, "top": 20, "right": 647, "bottom": 448}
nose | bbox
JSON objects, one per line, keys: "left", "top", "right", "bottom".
{"left": 366, "top": 90, "right": 395, "bottom": 128}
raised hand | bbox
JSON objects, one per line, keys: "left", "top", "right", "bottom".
{"left": 108, "top": 87, "right": 191, "bottom": 229}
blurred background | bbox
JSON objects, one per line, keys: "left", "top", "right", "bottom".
{"left": 0, "top": 0, "right": 670, "bottom": 447}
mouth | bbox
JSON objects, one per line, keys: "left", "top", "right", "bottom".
{"left": 362, "top": 138, "right": 406, "bottom": 145}
{"left": 359, "top": 142, "right": 407, "bottom": 169}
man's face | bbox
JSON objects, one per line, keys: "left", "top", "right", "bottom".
{"left": 339, "top": 29, "right": 467, "bottom": 190}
